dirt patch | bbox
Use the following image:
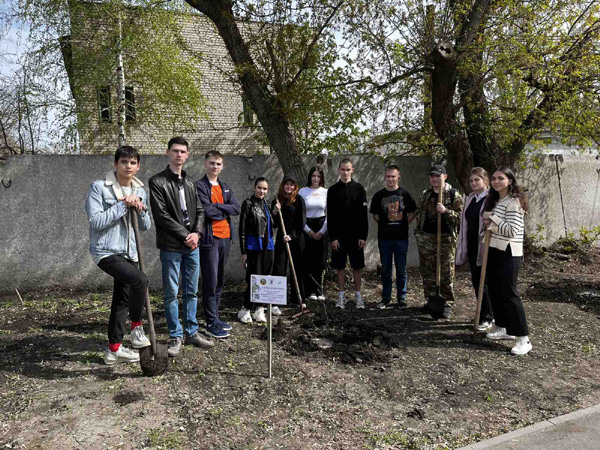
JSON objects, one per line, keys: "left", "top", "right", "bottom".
{"left": 1, "top": 250, "right": 600, "bottom": 449}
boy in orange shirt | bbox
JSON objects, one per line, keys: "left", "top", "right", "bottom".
{"left": 197, "top": 151, "right": 240, "bottom": 338}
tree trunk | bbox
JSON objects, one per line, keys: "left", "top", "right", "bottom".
{"left": 185, "top": 0, "right": 306, "bottom": 184}
{"left": 457, "top": 47, "right": 500, "bottom": 175}
{"left": 429, "top": 42, "right": 473, "bottom": 191}
{"left": 116, "top": 14, "right": 127, "bottom": 147}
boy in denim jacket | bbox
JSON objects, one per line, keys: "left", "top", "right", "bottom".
{"left": 85, "top": 146, "right": 152, "bottom": 365}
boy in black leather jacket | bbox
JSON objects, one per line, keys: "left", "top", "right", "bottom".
{"left": 149, "top": 137, "right": 213, "bottom": 357}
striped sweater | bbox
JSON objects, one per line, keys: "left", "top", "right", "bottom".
{"left": 488, "top": 196, "right": 525, "bottom": 256}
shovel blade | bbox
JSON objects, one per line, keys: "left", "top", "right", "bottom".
{"left": 139, "top": 343, "right": 169, "bottom": 377}
{"left": 426, "top": 294, "right": 446, "bottom": 319}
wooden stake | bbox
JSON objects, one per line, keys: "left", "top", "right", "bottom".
{"left": 15, "top": 288, "right": 24, "bottom": 306}
{"left": 473, "top": 230, "right": 491, "bottom": 335}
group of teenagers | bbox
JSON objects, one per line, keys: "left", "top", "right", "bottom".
{"left": 85, "top": 137, "right": 532, "bottom": 367}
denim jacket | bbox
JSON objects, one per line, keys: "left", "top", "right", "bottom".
{"left": 85, "top": 170, "right": 151, "bottom": 264}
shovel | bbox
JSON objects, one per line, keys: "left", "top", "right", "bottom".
{"left": 276, "top": 209, "right": 310, "bottom": 319}
{"left": 473, "top": 229, "right": 491, "bottom": 334}
{"left": 427, "top": 177, "right": 446, "bottom": 319}
{"left": 131, "top": 209, "right": 169, "bottom": 376}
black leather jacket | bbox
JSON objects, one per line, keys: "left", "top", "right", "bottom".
{"left": 239, "top": 195, "right": 274, "bottom": 254}
{"left": 149, "top": 166, "right": 204, "bottom": 252}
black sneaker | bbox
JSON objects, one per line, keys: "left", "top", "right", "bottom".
{"left": 398, "top": 299, "right": 408, "bottom": 308}
{"left": 185, "top": 332, "right": 215, "bottom": 349}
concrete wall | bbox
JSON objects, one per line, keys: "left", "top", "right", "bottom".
{"left": 1, "top": 154, "right": 599, "bottom": 293}
{"left": 519, "top": 155, "right": 600, "bottom": 242}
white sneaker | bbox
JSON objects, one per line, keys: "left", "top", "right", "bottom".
{"left": 238, "top": 307, "right": 252, "bottom": 324}
{"left": 308, "top": 294, "right": 318, "bottom": 301}
{"left": 104, "top": 345, "right": 139, "bottom": 365}
{"left": 377, "top": 301, "right": 388, "bottom": 309}
{"left": 486, "top": 326, "right": 516, "bottom": 340}
{"left": 317, "top": 294, "right": 326, "bottom": 301}
{"left": 130, "top": 325, "right": 151, "bottom": 349}
{"left": 355, "top": 292, "right": 365, "bottom": 309}
{"left": 272, "top": 306, "right": 282, "bottom": 316}
{"left": 252, "top": 307, "right": 267, "bottom": 323}
{"left": 335, "top": 293, "right": 346, "bottom": 309}
{"left": 477, "top": 321, "right": 493, "bottom": 332}
{"left": 167, "top": 337, "right": 183, "bottom": 357}
{"left": 511, "top": 336, "right": 532, "bottom": 355}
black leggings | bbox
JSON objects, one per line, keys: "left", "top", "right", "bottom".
{"left": 98, "top": 255, "right": 148, "bottom": 344}
{"left": 303, "top": 216, "right": 328, "bottom": 296}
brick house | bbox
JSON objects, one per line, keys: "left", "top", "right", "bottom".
{"left": 61, "top": 2, "right": 269, "bottom": 155}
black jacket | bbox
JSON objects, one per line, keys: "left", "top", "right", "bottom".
{"left": 327, "top": 179, "right": 368, "bottom": 241}
{"left": 149, "top": 166, "right": 204, "bottom": 252}
{"left": 271, "top": 196, "right": 306, "bottom": 239}
{"left": 239, "top": 195, "right": 274, "bottom": 254}
{"left": 271, "top": 195, "right": 306, "bottom": 249}
{"left": 196, "top": 175, "right": 240, "bottom": 249}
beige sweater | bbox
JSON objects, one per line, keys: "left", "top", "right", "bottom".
{"left": 488, "top": 196, "right": 525, "bottom": 256}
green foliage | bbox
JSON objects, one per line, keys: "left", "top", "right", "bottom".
{"left": 578, "top": 226, "right": 600, "bottom": 247}
{"left": 230, "top": 1, "right": 370, "bottom": 155}
{"left": 14, "top": 0, "right": 208, "bottom": 150}
{"left": 68, "top": 0, "right": 208, "bottom": 148}
{"left": 524, "top": 224, "right": 547, "bottom": 255}
{"left": 550, "top": 226, "right": 600, "bottom": 254}
{"left": 335, "top": 0, "right": 600, "bottom": 168}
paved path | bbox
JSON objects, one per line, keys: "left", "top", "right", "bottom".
{"left": 458, "top": 404, "right": 600, "bottom": 450}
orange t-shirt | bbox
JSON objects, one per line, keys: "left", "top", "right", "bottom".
{"left": 211, "top": 184, "right": 231, "bottom": 239}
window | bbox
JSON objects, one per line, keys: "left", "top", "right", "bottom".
{"left": 97, "top": 87, "right": 111, "bottom": 123}
{"left": 125, "top": 86, "right": 136, "bottom": 122}
{"left": 242, "top": 98, "right": 257, "bottom": 126}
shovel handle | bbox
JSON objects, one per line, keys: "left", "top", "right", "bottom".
{"left": 276, "top": 208, "right": 303, "bottom": 312}
{"left": 436, "top": 178, "right": 445, "bottom": 289}
{"left": 131, "top": 209, "right": 157, "bottom": 356}
{"left": 473, "top": 229, "right": 491, "bottom": 334}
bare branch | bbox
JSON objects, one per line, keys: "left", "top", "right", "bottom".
{"left": 457, "top": 0, "right": 493, "bottom": 49}
{"left": 287, "top": 0, "right": 345, "bottom": 90}
{"left": 265, "top": 39, "right": 284, "bottom": 93}
{"left": 375, "top": 66, "right": 432, "bottom": 91}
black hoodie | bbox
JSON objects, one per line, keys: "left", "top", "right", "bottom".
{"left": 326, "top": 179, "right": 368, "bottom": 242}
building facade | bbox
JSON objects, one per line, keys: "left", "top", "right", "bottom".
{"left": 62, "top": 2, "right": 268, "bottom": 155}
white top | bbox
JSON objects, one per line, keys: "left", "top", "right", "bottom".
{"left": 299, "top": 186, "right": 328, "bottom": 234}
{"left": 489, "top": 196, "right": 525, "bottom": 256}
{"left": 474, "top": 190, "right": 487, "bottom": 201}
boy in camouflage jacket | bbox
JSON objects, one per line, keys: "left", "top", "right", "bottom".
{"left": 414, "top": 165, "right": 464, "bottom": 318}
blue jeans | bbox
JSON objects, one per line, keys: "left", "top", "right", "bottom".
{"left": 160, "top": 248, "right": 200, "bottom": 338}
{"left": 378, "top": 239, "right": 409, "bottom": 303}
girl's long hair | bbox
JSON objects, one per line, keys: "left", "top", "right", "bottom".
{"left": 484, "top": 167, "right": 529, "bottom": 212}
{"left": 277, "top": 181, "right": 299, "bottom": 205}
{"left": 306, "top": 166, "right": 325, "bottom": 188}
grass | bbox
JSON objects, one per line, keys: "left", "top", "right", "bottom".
{"left": 77, "top": 351, "right": 103, "bottom": 364}
{"left": 366, "top": 430, "right": 429, "bottom": 449}
{"left": 147, "top": 428, "right": 186, "bottom": 449}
